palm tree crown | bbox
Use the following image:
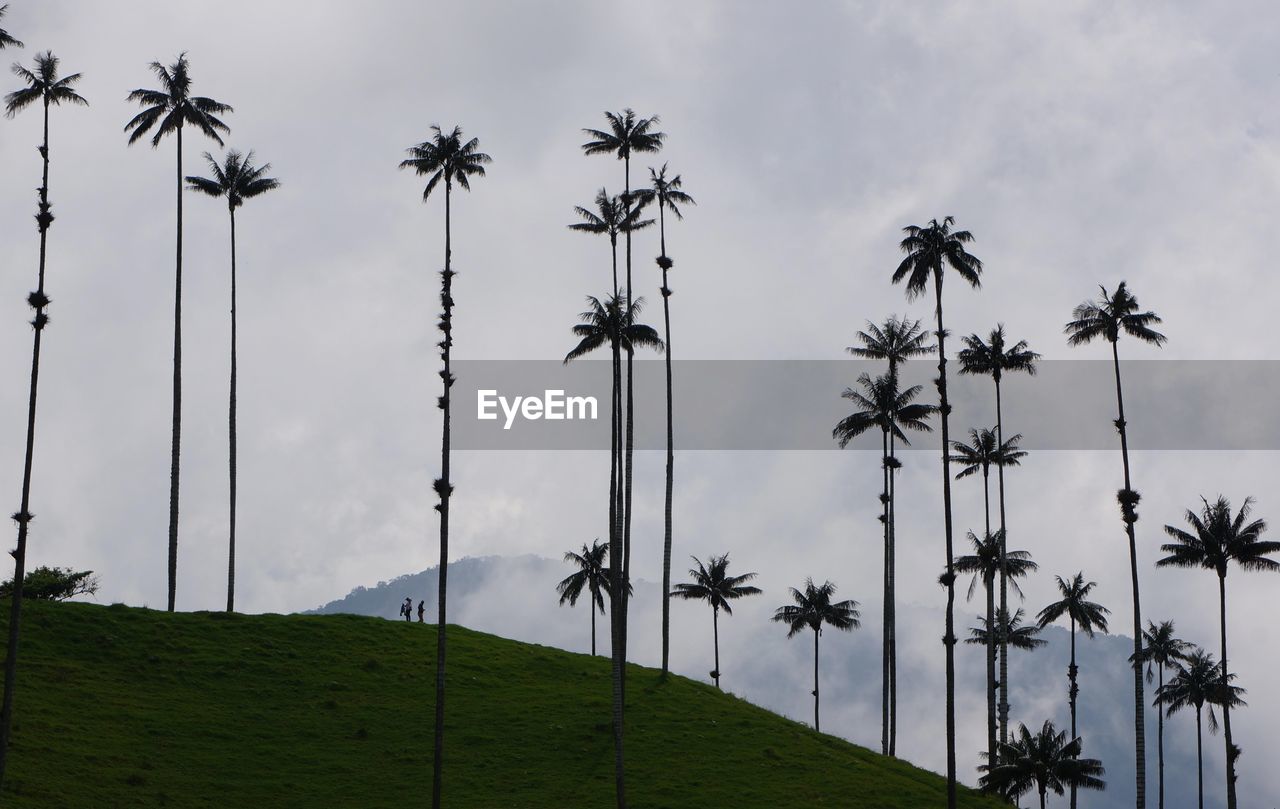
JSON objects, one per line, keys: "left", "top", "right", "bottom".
{"left": 568, "top": 188, "right": 653, "bottom": 241}
{"left": 0, "top": 4, "right": 22, "bottom": 50}
{"left": 772, "top": 579, "right": 860, "bottom": 636}
{"left": 950, "top": 428, "right": 1025, "bottom": 480}
{"left": 1158, "top": 649, "right": 1245, "bottom": 732}
{"left": 979, "top": 720, "right": 1106, "bottom": 805}
{"left": 1064, "top": 282, "right": 1167, "bottom": 347}
{"left": 556, "top": 539, "right": 615, "bottom": 613}
{"left": 1037, "top": 573, "right": 1111, "bottom": 636}
{"left": 670, "top": 554, "right": 761, "bottom": 613}
{"left": 124, "top": 54, "right": 231, "bottom": 147}
{"left": 955, "top": 531, "right": 1037, "bottom": 601}
{"left": 1133, "top": 620, "right": 1193, "bottom": 683}
{"left": 833, "top": 372, "right": 935, "bottom": 448}
{"left": 1158, "top": 496, "right": 1278, "bottom": 578}
{"left": 958, "top": 325, "right": 1039, "bottom": 383}
{"left": 564, "top": 295, "right": 664, "bottom": 363}
{"left": 968, "top": 608, "right": 1046, "bottom": 651}
{"left": 399, "top": 124, "right": 491, "bottom": 198}
{"left": 633, "top": 163, "right": 695, "bottom": 223}
{"left": 581, "top": 108, "right": 665, "bottom": 164}
{"left": 847, "top": 315, "right": 935, "bottom": 368}
{"left": 5, "top": 51, "right": 86, "bottom": 116}
{"left": 186, "top": 149, "right": 279, "bottom": 209}
{"left": 892, "top": 216, "right": 982, "bottom": 298}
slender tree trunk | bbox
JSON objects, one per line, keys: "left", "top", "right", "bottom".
{"left": 609, "top": 329, "right": 626, "bottom": 809}
{"left": 1194, "top": 709, "right": 1203, "bottom": 809}
{"left": 430, "top": 181, "right": 454, "bottom": 809}
{"left": 1156, "top": 662, "right": 1165, "bottom": 809}
{"left": 226, "top": 206, "right": 238, "bottom": 612}
{"left": 888, "top": 426, "right": 898, "bottom": 756}
{"left": 880, "top": 428, "right": 890, "bottom": 756}
{"left": 711, "top": 605, "right": 720, "bottom": 689}
{"left": 660, "top": 206, "right": 674, "bottom": 677}
{"left": 1039, "top": 785, "right": 1047, "bottom": 809}
{"left": 1217, "top": 574, "right": 1236, "bottom": 809}
{"left": 167, "top": 123, "right": 184, "bottom": 613}
{"left": 981, "top": 467, "right": 996, "bottom": 769}
{"left": 994, "top": 376, "right": 1011, "bottom": 750}
{"left": 591, "top": 599, "right": 597, "bottom": 657}
{"left": 0, "top": 96, "right": 54, "bottom": 790}
{"left": 1110, "top": 339, "right": 1146, "bottom": 809}
{"left": 813, "top": 628, "right": 821, "bottom": 732}
{"left": 933, "top": 271, "right": 958, "bottom": 809}
{"left": 1069, "top": 619, "right": 1078, "bottom": 809}
{"left": 621, "top": 157, "right": 634, "bottom": 684}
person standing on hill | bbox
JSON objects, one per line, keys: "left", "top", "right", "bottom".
{"left": 400, "top": 597, "right": 412, "bottom": 621}
{"left": 417, "top": 600, "right": 425, "bottom": 623}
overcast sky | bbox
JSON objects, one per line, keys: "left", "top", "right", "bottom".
{"left": 2, "top": 1, "right": 1278, "bottom": 804}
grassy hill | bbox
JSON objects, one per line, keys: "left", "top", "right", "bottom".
{"left": 0, "top": 601, "right": 1002, "bottom": 807}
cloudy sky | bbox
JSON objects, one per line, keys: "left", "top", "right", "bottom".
{"left": 2, "top": 1, "right": 1279, "bottom": 804}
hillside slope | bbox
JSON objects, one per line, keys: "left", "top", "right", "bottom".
{"left": 0, "top": 601, "right": 1002, "bottom": 807}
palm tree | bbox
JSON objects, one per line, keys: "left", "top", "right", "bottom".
{"left": 0, "top": 49, "right": 85, "bottom": 792}
{"left": 124, "top": 54, "right": 231, "bottom": 613}
{"left": 1064, "top": 281, "right": 1165, "bottom": 808}
{"left": 1131, "top": 620, "right": 1192, "bottom": 809}
{"left": 847, "top": 315, "right": 933, "bottom": 756}
{"left": 833, "top": 369, "right": 934, "bottom": 754}
{"left": 958, "top": 325, "right": 1039, "bottom": 748}
{"left": 968, "top": 608, "right": 1046, "bottom": 652}
{"left": 1156, "top": 649, "right": 1246, "bottom": 809}
{"left": 772, "top": 579, "right": 860, "bottom": 732}
{"left": 0, "top": 5, "right": 21, "bottom": 50}
{"left": 185, "top": 149, "right": 278, "bottom": 614}
{"left": 1037, "top": 573, "right": 1110, "bottom": 809}
{"left": 955, "top": 529, "right": 1038, "bottom": 766}
{"left": 892, "top": 216, "right": 982, "bottom": 806}
{"left": 556, "top": 539, "right": 616, "bottom": 656}
{"left": 633, "top": 163, "right": 693, "bottom": 678}
{"left": 1157, "top": 495, "right": 1278, "bottom": 809}
{"left": 980, "top": 720, "right": 1106, "bottom": 809}
{"left": 670, "top": 554, "right": 761, "bottom": 689}
{"left": 399, "top": 123, "right": 490, "bottom": 809}
{"left": 582, "top": 111, "right": 664, "bottom": 676}
{"left": 565, "top": 294, "right": 662, "bottom": 809}
{"left": 569, "top": 189, "right": 651, "bottom": 298}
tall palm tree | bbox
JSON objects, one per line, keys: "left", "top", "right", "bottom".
{"left": 556, "top": 539, "right": 616, "bottom": 656}
{"left": 565, "top": 294, "right": 662, "bottom": 809}
{"left": 956, "top": 529, "right": 1038, "bottom": 766}
{"left": 582, "top": 111, "right": 664, "bottom": 674}
{"left": 399, "top": 123, "right": 490, "bottom": 809}
{"left": 979, "top": 720, "right": 1106, "bottom": 809}
{"left": 1156, "top": 649, "right": 1246, "bottom": 809}
{"left": 892, "top": 216, "right": 982, "bottom": 806}
{"left": 1037, "top": 572, "right": 1110, "bottom": 809}
{"left": 124, "top": 53, "right": 231, "bottom": 613}
{"left": 958, "top": 325, "right": 1039, "bottom": 748}
{"left": 633, "top": 163, "right": 693, "bottom": 677}
{"left": 847, "top": 314, "right": 933, "bottom": 755}
{"left": 1065, "top": 281, "right": 1165, "bottom": 808}
{"left": 670, "top": 553, "right": 760, "bottom": 689}
{"left": 0, "top": 50, "right": 85, "bottom": 792}
{"left": 0, "top": 5, "right": 21, "bottom": 50}
{"left": 185, "top": 149, "right": 278, "bottom": 614}
{"left": 1157, "top": 495, "right": 1278, "bottom": 809}
{"left": 833, "top": 369, "right": 934, "bottom": 754}
{"left": 772, "top": 579, "right": 860, "bottom": 732}
{"left": 1131, "top": 620, "right": 1193, "bottom": 809}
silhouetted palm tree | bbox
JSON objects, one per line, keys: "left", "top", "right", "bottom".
{"left": 968, "top": 607, "right": 1045, "bottom": 652}
{"left": 0, "top": 5, "right": 20, "bottom": 50}
{"left": 772, "top": 579, "right": 860, "bottom": 732}
{"left": 0, "top": 49, "right": 85, "bottom": 792}
{"left": 1131, "top": 620, "right": 1192, "bottom": 809}
{"left": 582, "top": 111, "right": 664, "bottom": 690}
{"left": 1037, "top": 572, "right": 1110, "bottom": 809}
{"left": 568, "top": 188, "right": 646, "bottom": 298}
{"left": 1158, "top": 495, "right": 1278, "bottom": 809}
{"left": 958, "top": 325, "right": 1038, "bottom": 748}
{"left": 956, "top": 529, "right": 1037, "bottom": 766}
{"left": 847, "top": 315, "right": 933, "bottom": 756}
{"left": 670, "top": 553, "right": 760, "bottom": 689}
{"left": 892, "top": 216, "right": 982, "bottom": 809}
{"left": 399, "top": 123, "right": 490, "bottom": 809}
{"left": 979, "top": 720, "right": 1106, "bottom": 809}
{"left": 833, "top": 369, "right": 933, "bottom": 754}
{"left": 124, "top": 53, "right": 231, "bottom": 614}
{"left": 1156, "top": 649, "right": 1246, "bottom": 809}
{"left": 633, "top": 163, "right": 693, "bottom": 678}
{"left": 1065, "top": 281, "right": 1165, "bottom": 808}
{"left": 565, "top": 294, "right": 662, "bottom": 809}
{"left": 556, "top": 539, "right": 617, "bottom": 656}
{"left": 186, "top": 149, "right": 278, "bottom": 614}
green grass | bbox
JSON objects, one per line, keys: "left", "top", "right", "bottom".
{"left": 0, "top": 600, "right": 1002, "bottom": 807}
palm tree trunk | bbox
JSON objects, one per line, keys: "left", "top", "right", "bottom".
{"left": 1156, "top": 662, "right": 1165, "bottom": 809}
{"left": 1194, "top": 709, "right": 1203, "bottom": 809}
{"left": 1110, "top": 339, "right": 1146, "bottom": 809}
{"left": 994, "top": 376, "right": 1011, "bottom": 750}
{"left": 1217, "top": 574, "right": 1236, "bottom": 809}
{"left": 982, "top": 467, "right": 996, "bottom": 769}
{"left": 1069, "top": 619, "right": 1079, "bottom": 809}
{"left": 430, "top": 181, "right": 456, "bottom": 809}
{"left": 591, "top": 599, "right": 597, "bottom": 657}
{"left": 880, "top": 428, "right": 890, "bottom": 756}
{"left": 660, "top": 207, "right": 674, "bottom": 678}
{"left": 933, "top": 271, "right": 958, "bottom": 809}
{"left": 0, "top": 96, "right": 54, "bottom": 789}
{"left": 1039, "top": 784, "right": 1047, "bottom": 809}
{"left": 609, "top": 332, "right": 626, "bottom": 809}
{"left": 226, "top": 206, "right": 238, "bottom": 613}
{"left": 621, "top": 157, "right": 635, "bottom": 683}
{"left": 888, "top": 427, "right": 898, "bottom": 756}
{"left": 813, "top": 628, "right": 821, "bottom": 732}
{"left": 167, "top": 123, "right": 184, "bottom": 613}
{"left": 712, "top": 605, "right": 720, "bottom": 689}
